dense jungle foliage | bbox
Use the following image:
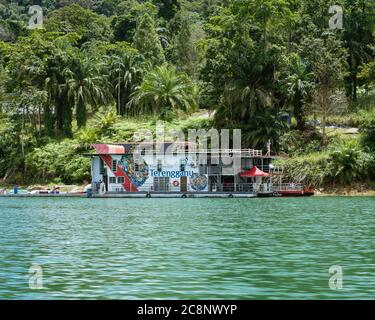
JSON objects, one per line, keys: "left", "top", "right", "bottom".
{"left": 0, "top": 0, "right": 374, "bottom": 189}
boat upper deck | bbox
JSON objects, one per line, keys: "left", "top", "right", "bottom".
{"left": 83, "top": 143, "right": 280, "bottom": 159}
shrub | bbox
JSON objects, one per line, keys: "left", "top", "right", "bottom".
{"left": 278, "top": 138, "right": 375, "bottom": 189}
{"left": 276, "top": 152, "right": 334, "bottom": 188}
{"left": 25, "top": 140, "right": 91, "bottom": 184}
{"left": 359, "top": 113, "right": 375, "bottom": 152}
{"left": 279, "top": 129, "right": 324, "bottom": 156}
{"left": 329, "top": 140, "right": 363, "bottom": 185}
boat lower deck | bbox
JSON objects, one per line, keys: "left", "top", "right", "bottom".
{"left": 0, "top": 192, "right": 259, "bottom": 198}
{"left": 93, "top": 192, "right": 258, "bottom": 198}
{"left": 0, "top": 190, "right": 315, "bottom": 198}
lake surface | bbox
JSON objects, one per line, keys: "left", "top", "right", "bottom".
{"left": 0, "top": 196, "right": 374, "bottom": 299}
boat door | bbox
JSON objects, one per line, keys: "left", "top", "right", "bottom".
{"left": 180, "top": 176, "right": 187, "bottom": 192}
{"left": 103, "top": 175, "right": 108, "bottom": 192}
{"left": 222, "top": 176, "right": 234, "bottom": 192}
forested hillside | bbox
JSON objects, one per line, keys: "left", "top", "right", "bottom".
{"left": 0, "top": 0, "right": 374, "bottom": 190}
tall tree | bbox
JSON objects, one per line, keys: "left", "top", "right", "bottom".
{"left": 133, "top": 13, "right": 165, "bottom": 65}
{"left": 64, "top": 54, "right": 109, "bottom": 128}
{"left": 170, "top": 11, "right": 201, "bottom": 78}
{"left": 111, "top": 0, "right": 159, "bottom": 42}
{"left": 104, "top": 52, "right": 147, "bottom": 116}
{"left": 300, "top": 33, "right": 348, "bottom": 140}
{"left": 280, "top": 53, "right": 315, "bottom": 131}
{"left": 154, "top": 0, "right": 180, "bottom": 21}
{"left": 45, "top": 4, "right": 112, "bottom": 45}
{"left": 342, "top": 0, "right": 375, "bottom": 101}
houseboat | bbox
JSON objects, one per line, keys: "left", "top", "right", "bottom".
{"left": 84, "top": 142, "right": 314, "bottom": 198}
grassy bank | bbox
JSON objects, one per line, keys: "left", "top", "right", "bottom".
{"left": 276, "top": 105, "right": 375, "bottom": 192}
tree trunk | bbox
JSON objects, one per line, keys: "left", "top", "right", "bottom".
{"left": 322, "top": 111, "right": 326, "bottom": 143}
{"left": 118, "top": 67, "right": 122, "bottom": 115}
{"left": 76, "top": 98, "right": 87, "bottom": 128}
{"left": 353, "top": 67, "right": 357, "bottom": 101}
{"left": 321, "top": 88, "right": 329, "bottom": 144}
{"left": 313, "top": 112, "right": 317, "bottom": 128}
{"left": 38, "top": 105, "right": 41, "bottom": 137}
{"left": 44, "top": 103, "right": 54, "bottom": 136}
{"left": 2, "top": 167, "right": 14, "bottom": 183}
{"left": 63, "top": 101, "right": 73, "bottom": 137}
{"left": 295, "top": 93, "right": 305, "bottom": 131}
{"left": 120, "top": 88, "right": 128, "bottom": 116}
{"left": 56, "top": 99, "right": 64, "bottom": 132}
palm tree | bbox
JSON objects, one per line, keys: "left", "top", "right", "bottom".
{"left": 215, "top": 38, "right": 280, "bottom": 127}
{"left": 44, "top": 51, "right": 72, "bottom": 136}
{"left": 103, "top": 53, "right": 147, "bottom": 116}
{"left": 64, "top": 55, "right": 109, "bottom": 128}
{"left": 282, "top": 54, "right": 314, "bottom": 131}
{"left": 242, "top": 108, "right": 288, "bottom": 151}
{"left": 128, "top": 65, "right": 197, "bottom": 120}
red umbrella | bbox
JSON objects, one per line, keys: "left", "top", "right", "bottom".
{"left": 240, "top": 166, "right": 269, "bottom": 177}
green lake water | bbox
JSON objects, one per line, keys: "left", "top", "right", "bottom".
{"left": 0, "top": 196, "right": 374, "bottom": 299}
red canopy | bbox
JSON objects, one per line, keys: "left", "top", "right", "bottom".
{"left": 240, "top": 166, "right": 269, "bottom": 177}
{"left": 92, "top": 144, "right": 125, "bottom": 155}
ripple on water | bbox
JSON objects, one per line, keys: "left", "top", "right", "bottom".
{"left": 0, "top": 196, "right": 375, "bottom": 299}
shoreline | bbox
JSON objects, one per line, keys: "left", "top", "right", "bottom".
{"left": 315, "top": 189, "right": 375, "bottom": 197}
{"left": 1, "top": 184, "right": 375, "bottom": 197}
{"left": 0, "top": 185, "right": 375, "bottom": 197}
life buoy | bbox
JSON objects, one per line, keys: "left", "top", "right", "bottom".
{"left": 146, "top": 192, "right": 151, "bottom": 198}
{"left": 182, "top": 193, "right": 187, "bottom": 198}
{"left": 228, "top": 194, "right": 234, "bottom": 198}
{"left": 173, "top": 180, "right": 180, "bottom": 187}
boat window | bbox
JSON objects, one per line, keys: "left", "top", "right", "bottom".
{"left": 199, "top": 164, "right": 207, "bottom": 174}
{"left": 112, "top": 160, "right": 117, "bottom": 172}
{"left": 157, "top": 159, "right": 162, "bottom": 171}
{"left": 153, "top": 177, "right": 170, "bottom": 192}
{"left": 100, "top": 158, "right": 105, "bottom": 174}
{"left": 109, "top": 177, "right": 116, "bottom": 184}
{"left": 117, "top": 177, "right": 125, "bottom": 184}
{"left": 241, "top": 158, "right": 251, "bottom": 170}
{"left": 180, "top": 159, "right": 185, "bottom": 172}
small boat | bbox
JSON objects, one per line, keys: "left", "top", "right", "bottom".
{"left": 277, "top": 189, "right": 315, "bottom": 197}
{"left": 8, "top": 189, "right": 29, "bottom": 195}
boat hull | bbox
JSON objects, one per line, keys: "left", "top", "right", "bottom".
{"left": 277, "top": 190, "right": 315, "bottom": 197}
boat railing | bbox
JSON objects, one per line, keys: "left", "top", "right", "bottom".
{"left": 105, "top": 182, "right": 275, "bottom": 193}
{"left": 270, "top": 166, "right": 284, "bottom": 175}
{"left": 105, "top": 182, "right": 304, "bottom": 193}
{"left": 210, "top": 183, "right": 255, "bottom": 192}
{"left": 209, "top": 149, "right": 262, "bottom": 157}
{"left": 207, "top": 166, "right": 222, "bottom": 175}
{"left": 134, "top": 148, "right": 263, "bottom": 156}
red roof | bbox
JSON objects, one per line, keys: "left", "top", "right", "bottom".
{"left": 92, "top": 144, "right": 125, "bottom": 154}
{"left": 240, "top": 166, "right": 270, "bottom": 177}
